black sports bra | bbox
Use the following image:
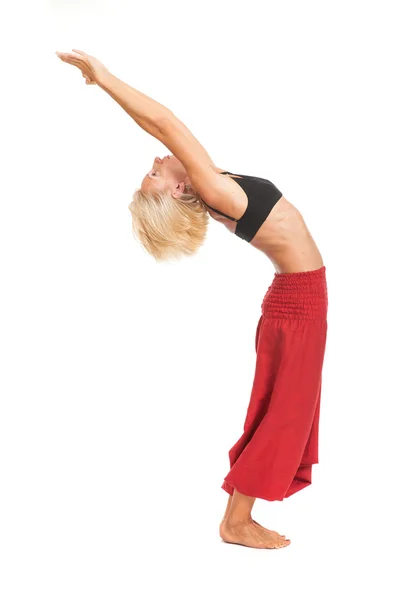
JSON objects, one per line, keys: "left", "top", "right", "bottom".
{"left": 201, "top": 171, "right": 283, "bottom": 243}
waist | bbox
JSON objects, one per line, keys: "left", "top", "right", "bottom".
{"left": 261, "top": 266, "right": 328, "bottom": 320}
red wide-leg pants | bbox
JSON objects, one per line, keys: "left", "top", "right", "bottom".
{"left": 222, "top": 266, "right": 328, "bottom": 501}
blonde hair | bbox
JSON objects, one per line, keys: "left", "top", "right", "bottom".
{"left": 128, "top": 185, "right": 209, "bottom": 262}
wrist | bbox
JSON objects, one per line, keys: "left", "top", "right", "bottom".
{"left": 96, "top": 69, "right": 113, "bottom": 88}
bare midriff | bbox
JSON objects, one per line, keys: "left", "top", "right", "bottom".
{"left": 207, "top": 169, "right": 325, "bottom": 274}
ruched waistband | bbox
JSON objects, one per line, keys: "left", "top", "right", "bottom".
{"left": 261, "top": 266, "right": 328, "bottom": 320}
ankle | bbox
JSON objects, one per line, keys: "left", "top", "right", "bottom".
{"left": 225, "top": 515, "right": 253, "bottom": 527}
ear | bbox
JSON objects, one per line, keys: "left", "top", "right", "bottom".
{"left": 171, "top": 181, "right": 186, "bottom": 199}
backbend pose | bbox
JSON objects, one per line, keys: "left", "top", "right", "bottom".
{"left": 56, "top": 49, "right": 328, "bottom": 550}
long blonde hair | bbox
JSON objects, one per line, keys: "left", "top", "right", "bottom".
{"left": 128, "top": 185, "right": 209, "bottom": 262}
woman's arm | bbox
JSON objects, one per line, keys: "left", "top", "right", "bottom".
{"left": 97, "top": 71, "right": 172, "bottom": 138}
{"left": 56, "top": 50, "right": 224, "bottom": 202}
{"left": 97, "top": 70, "right": 223, "bottom": 202}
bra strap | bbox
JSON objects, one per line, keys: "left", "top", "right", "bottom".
{"left": 201, "top": 198, "right": 237, "bottom": 222}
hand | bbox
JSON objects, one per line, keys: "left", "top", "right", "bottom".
{"left": 55, "top": 49, "right": 109, "bottom": 85}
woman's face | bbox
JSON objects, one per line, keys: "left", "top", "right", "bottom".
{"left": 140, "top": 155, "right": 189, "bottom": 197}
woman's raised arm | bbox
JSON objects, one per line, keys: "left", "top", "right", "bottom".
{"left": 99, "top": 69, "right": 224, "bottom": 200}
{"left": 56, "top": 49, "right": 223, "bottom": 201}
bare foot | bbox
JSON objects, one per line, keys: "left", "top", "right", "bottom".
{"left": 221, "top": 515, "right": 286, "bottom": 540}
{"left": 220, "top": 519, "right": 291, "bottom": 549}
{"left": 252, "top": 519, "right": 287, "bottom": 538}
{"left": 221, "top": 496, "right": 286, "bottom": 539}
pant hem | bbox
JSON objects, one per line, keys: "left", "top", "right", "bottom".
{"left": 221, "top": 479, "right": 286, "bottom": 502}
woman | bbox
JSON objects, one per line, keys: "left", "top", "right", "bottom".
{"left": 56, "top": 49, "right": 328, "bottom": 550}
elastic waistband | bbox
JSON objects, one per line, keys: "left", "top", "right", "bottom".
{"left": 261, "top": 266, "right": 328, "bottom": 320}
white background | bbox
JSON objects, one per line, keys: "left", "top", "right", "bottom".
{"left": 1, "top": 0, "right": 399, "bottom": 598}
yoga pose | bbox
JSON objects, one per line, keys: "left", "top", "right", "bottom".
{"left": 56, "top": 49, "right": 328, "bottom": 550}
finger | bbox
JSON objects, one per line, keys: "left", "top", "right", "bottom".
{"left": 57, "top": 52, "right": 85, "bottom": 65}
{"left": 83, "top": 72, "right": 95, "bottom": 84}
{"left": 62, "top": 57, "right": 89, "bottom": 73}
{"left": 57, "top": 53, "right": 92, "bottom": 78}
{"left": 62, "top": 58, "right": 84, "bottom": 71}
{"left": 56, "top": 51, "right": 78, "bottom": 59}
{"left": 58, "top": 54, "right": 76, "bottom": 64}
{"left": 60, "top": 55, "right": 83, "bottom": 65}
{"left": 57, "top": 49, "right": 85, "bottom": 58}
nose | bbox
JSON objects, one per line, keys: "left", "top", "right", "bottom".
{"left": 155, "top": 156, "right": 162, "bottom": 164}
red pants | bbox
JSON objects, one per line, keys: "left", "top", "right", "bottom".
{"left": 222, "top": 266, "right": 328, "bottom": 501}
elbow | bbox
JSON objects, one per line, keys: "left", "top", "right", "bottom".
{"left": 156, "top": 110, "right": 177, "bottom": 134}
